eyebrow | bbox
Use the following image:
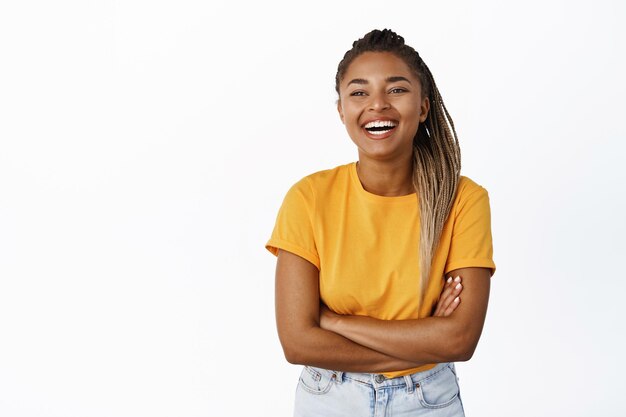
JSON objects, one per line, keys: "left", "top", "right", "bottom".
{"left": 347, "top": 76, "right": 412, "bottom": 86}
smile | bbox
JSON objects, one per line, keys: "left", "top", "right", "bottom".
{"left": 362, "top": 119, "right": 398, "bottom": 138}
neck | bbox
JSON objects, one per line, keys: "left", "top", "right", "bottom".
{"left": 356, "top": 156, "right": 414, "bottom": 197}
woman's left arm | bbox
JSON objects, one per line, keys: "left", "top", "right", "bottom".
{"left": 320, "top": 267, "right": 491, "bottom": 363}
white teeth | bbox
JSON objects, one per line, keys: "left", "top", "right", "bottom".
{"left": 364, "top": 120, "right": 397, "bottom": 129}
{"left": 368, "top": 129, "right": 393, "bottom": 135}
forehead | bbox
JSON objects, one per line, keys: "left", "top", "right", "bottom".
{"left": 342, "top": 51, "right": 417, "bottom": 84}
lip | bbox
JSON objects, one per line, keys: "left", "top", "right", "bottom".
{"left": 361, "top": 117, "right": 399, "bottom": 140}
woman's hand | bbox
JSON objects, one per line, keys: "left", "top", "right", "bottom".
{"left": 432, "top": 276, "right": 463, "bottom": 317}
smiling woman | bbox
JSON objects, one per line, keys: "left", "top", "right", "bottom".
{"left": 265, "top": 29, "right": 495, "bottom": 417}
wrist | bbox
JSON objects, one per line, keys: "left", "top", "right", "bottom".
{"left": 330, "top": 312, "right": 351, "bottom": 336}
{"left": 332, "top": 313, "right": 343, "bottom": 332}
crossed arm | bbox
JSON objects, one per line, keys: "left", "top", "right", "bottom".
{"left": 274, "top": 249, "right": 491, "bottom": 373}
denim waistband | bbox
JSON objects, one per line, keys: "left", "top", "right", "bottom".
{"left": 312, "top": 362, "right": 453, "bottom": 394}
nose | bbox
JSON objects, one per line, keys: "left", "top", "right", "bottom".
{"left": 368, "top": 92, "right": 390, "bottom": 112}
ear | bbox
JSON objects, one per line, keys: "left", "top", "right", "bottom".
{"left": 419, "top": 96, "right": 430, "bottom": 123}
{"left": 336, "top": 99, "right": 345, "bottom": 124}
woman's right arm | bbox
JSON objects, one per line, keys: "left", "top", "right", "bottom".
{"left": 275, "top": 249, "right": 427, "bottom": 373}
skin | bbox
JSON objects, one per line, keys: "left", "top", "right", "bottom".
{"left": 319, "top": 267, "right": 490, "bottom": 363}
{"left": 337, "top": 51, "right": 429, "bottom": 197}
{"left": 274, "top": 51, "right": 491, "bottom": 371}
{"left": 275, "top": 250, "right": 467, "bottom": 372}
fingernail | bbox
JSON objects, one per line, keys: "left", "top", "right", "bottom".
{"left": 454, "top": 276, "right": 461, "bottom": 282}
{"left": 454, "top": 296, "right": 460, "bottom": 303}
{"left": 447, "top": 277, "right": 452, "bottom": 283}
{"left": 455, "top": 283, "right": 462, "bottom": 289}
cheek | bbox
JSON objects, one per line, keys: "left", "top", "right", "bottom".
{"left": 400, "top": 112, "right": 421, "bottom": 135}
{"left": 342, "top": 108, "right": 361, "bottom": 125}
{"left": 399, "top": 103, "right": 424, "bottom": 125}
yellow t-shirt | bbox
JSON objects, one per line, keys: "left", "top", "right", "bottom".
{"left": 266, "top": 162, "right": 496, "bottom": 378}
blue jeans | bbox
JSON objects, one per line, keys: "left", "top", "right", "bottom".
{"left": 294, "top": 362, "right": 465, "bottom": 416}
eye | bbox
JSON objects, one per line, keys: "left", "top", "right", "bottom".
{"left": 389, "top": 87, "right": 408, "bottom": 94}
{"left": 349, "top": 90, "right": 367, "bottom": 97}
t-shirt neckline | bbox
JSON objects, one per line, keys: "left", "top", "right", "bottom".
{"left": 349, "top": 162, "right": 417, "bottom": 204}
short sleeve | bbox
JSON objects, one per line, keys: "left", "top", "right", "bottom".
{"left": 265, "top": 178, "right": 320, "bottom": 269}
{"left": 444, "top": 186, "right": 496, "bottom": 277}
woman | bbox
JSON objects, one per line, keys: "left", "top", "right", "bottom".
{"left": 266, "top": 29, "right": 496, "bottom": 416}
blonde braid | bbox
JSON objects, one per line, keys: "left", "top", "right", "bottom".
{"left": 412, "top": 66, "right": 461, "bottom": 304}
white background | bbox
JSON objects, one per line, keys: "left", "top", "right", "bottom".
{"left": 1, "top": 1, "right": 625, "bottom": 416}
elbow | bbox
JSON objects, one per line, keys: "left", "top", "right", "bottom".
{"left": 453, "top": 346, "right": 476, "bottom": 362}
{"left": 277, "top": 320, "right": 326, "bottom": 365}
{"left": 282, "top": 344, "right": 303, "bottom": 365}
{"left": 449, "top": 332, "right": 479, "bottom": 362}
{"left": 283, "top": 342, "right": 318, "bottom": 365}
{"left": 278, "top": 330, "right": 312, "bottom": 365}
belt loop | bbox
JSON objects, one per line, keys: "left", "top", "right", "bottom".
{"left": 404, "top": 375, "right": 414, "bottom": 393}
{"left": 333, "top": 371, "right": 344, "bottom": 384}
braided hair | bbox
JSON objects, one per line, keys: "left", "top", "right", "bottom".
{"left": 335, "top": 29, "right": 461, "bottom": 307}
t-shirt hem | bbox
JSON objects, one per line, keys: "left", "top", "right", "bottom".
{"left": 265, "top": 238, "right": 321, "bottom": 270}
{"left": 444, "top": 258, "right": 496, "bottom": 277}
{"left": 381, "top": 362, "right": 438, "bottom": 379}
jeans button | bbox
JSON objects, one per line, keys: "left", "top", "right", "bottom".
{"left": 374, "top": 374, "right": 385, "bottom": 383}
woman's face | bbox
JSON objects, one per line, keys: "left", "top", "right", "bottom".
{"left": 337, "top": 51, "right": 429, "bottom": 164}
